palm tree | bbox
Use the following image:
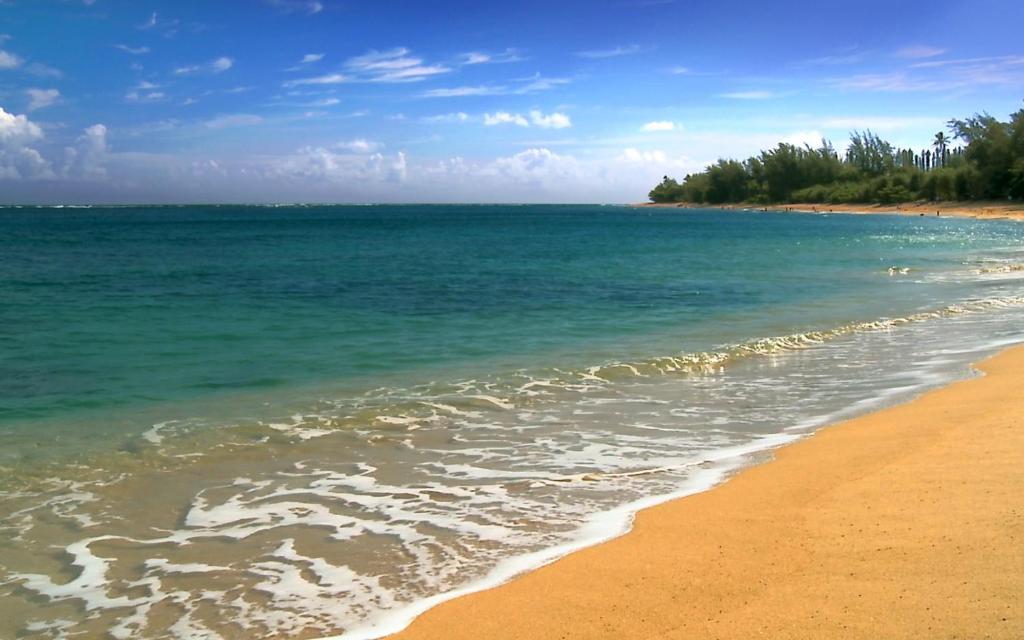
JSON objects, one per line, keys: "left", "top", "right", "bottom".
{"left": 933, "top": 131, "right": 950, "bottom": 169}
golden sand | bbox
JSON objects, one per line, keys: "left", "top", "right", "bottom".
{"left": 389, "top": 346, "right": 1024, "bottom": 639}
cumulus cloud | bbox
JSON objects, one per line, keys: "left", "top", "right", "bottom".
{"left": 529, "top": 110, "right": 571, "bottom": 129}
{"left": 416, "top": 146, "right": 697, "bottom": 202}
{"left": 483, "top": 110, "right": 571, "bottom": 129}
{"left": 125, "top": 82, "right": 165, "bottom": 102}
{"left": 175, "top": 56, "right": 233, "bottom": 76}
{"left": 0, "top": 49, "right": 22, "bottom": 69}
{"left": 484, "top": 111, "right": 529, "bottom": 127}
{"left": 421, "top": 112, "right": 470, "bottom": 123}
{"left": 489, "top": 148, "right": 579, "bottom": 184}
{"left": 62, "top": 124, "right": 109, "bottom": 179}
{"left": 0, "top": 106, "right": 52, "bottom": 179}
{"left": 336, "top": 138, "right": 379, "bottom": 153}
{"left": 619, "top": 147, "right": 668, "bottom": 163}
{"left": 270, "top": 146, "right": 406, "bottom": 183}
{"left": 641, "top": 120, "right": 675, "bottom": 131}
{"left": 26, "top": 88, "right": 60, "bottom": 111}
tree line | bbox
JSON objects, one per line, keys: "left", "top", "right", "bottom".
{"left": 648, "top": 107, "right": 1024, "bottom": 205}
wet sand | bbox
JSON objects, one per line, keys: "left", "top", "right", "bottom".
{"left": 387, "top": 345, "right": 1024, "bottom": 639}
{"left": 636, "top": 200, "right": 1024, "bottom": 221}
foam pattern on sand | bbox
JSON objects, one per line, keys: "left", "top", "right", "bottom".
{"left": 2, "top": 292, "right": 1024, "bottom": 639}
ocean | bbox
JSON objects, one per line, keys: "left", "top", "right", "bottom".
{"left": 1, "top": 204, "right": 1023, "bottom": 639}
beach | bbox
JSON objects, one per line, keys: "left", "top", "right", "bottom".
{"left": 389, "top": 345, "right": 1024, "bottom": 640}
{"left": 636, "top": 200, "right": 1024, "bottom": 221}
{"left": 4, "top": 205, "right": 1024, "bottom": 639}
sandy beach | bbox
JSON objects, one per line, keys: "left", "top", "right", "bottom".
{"left": 636, "top": 200, "right": 1024, "bottom": 221}
{"left": 388, "top": 345, "right": 1024, "bottom": 639}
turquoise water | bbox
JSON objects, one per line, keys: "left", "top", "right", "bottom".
{"left": 2, "top": 205, "right": 1019, "bottom": 432}
{"left": 2, "top": 205, "right": 1023, "bottom": 639}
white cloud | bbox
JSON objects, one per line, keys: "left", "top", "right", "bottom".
{"left": 283, "top": 73, "right": 348, "bottom": 87}
{"left": 0, "top": 106, "right": 53, "bottom": 179}
{"left": 421, "top": 112, "right": 470, "bottom": 123}
{"left": 666, "top": 66, "right": 690, "bottom": 75}
{"left": 779, "top": 130, "right": 825, "bottom": 147}
{"left": 831, "top": 56, "right": 1024, "bottom": 93}
{"left": 62, "top": 124, "right": 109, "bottom": 179}
{"left": 336, "top": 139, "right": 379, "bottom": 153}
{"left": 490, "top": 148, "right": 578, "bottom": 183}
{"left": 26, "top": 88, "right": 60, "bottom": 111}
{"left": 577, "top": 44, "right": 643, "bottom": 59}
{"left": 423, "top": 85, "right": 497, "bottom": 97}
{"left": 204, "top": 114, "right": 263, "bottom": 129}
{"left": 139, "top": 12, "right": 158, "bottom": 29}
{"left": 619, "top": 148, "right": 668, "bottom": 163}
{"left": 418, "top": 146, "right": 697, "bottom": 202}
{"left": 175, "top": 56, "right": 233, "bottom": 75}
{"left": 529, "top": 110, "right": 571, "bottom": 129}
{"left": 641, "top": 120, "right": 675, "bottom": 132}
{"left": 345, "top": 47, "right": 450, "bottom": 83}
{"left": 125, "top": 87, "right": 166, "bottom": 103}
{"left": 895, "top": 45, "right": 946, "bottom": 59}
{"left": 25, "top": 62, "right": 63, "bottom": 78}
{"left": 516, "top": 74, "right": 571, "bottom": 93}
{"left": 719, "top": 91, "right": 776, "bottom": 99}
{"left": 819, "top": 116, "right": 940, "bottom": 132}
{"left": 270, "top": 147, "right": 406, "bottom": 183}
{"left": 306, "top": 97, "right": 340, "bottom": 107}
{"left": 909, "top": 54, "right": 1024, "bottom": 69}
{"left": 484, "top": 111, "right": 529, "bottom": 127}
{"left": 115, "top": 44, "right": 150, "bottom": 55}
{"left": 0, "top": 49, "right": 22, "bottom": 69}
{"left": 423, "top": 75, "right": 570, "bottom": 98}
{"left": 266, "top": 0, "right": 323, "bottom": 14}
{"left": 300, "top": 53, "right": 324, "bottom": 64}
{"left": 458, "top": 49, "right": 523, "bottom": 65}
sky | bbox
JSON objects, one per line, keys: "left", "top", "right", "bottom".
{"left": 0, "top": 0, "right": 1022, "bottom": 204}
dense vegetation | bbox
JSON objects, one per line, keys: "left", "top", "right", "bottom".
{"left": 649, "top": 107, "right": 1024, "bottom": 205}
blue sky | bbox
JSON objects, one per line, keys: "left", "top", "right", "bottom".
{"left": 1, "top": 0, "right": 1022, "bottom": 203}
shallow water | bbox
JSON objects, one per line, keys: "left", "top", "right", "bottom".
{"left": 1, "top": 205, "right": 1023, "bottom": 639}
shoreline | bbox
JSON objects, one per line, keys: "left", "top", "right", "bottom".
{"left": 372, "top": 343, "right": 1024, "bottom": 639}
{"left": 634, "top": 200, "right": 1024, "bottom": 221}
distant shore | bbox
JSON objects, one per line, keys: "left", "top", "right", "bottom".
{"left": 387, "top": 345, "right": 1024, "bottom": 639}
{"left": 633, "top": 200, "right": 1024, "bottom": 221}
